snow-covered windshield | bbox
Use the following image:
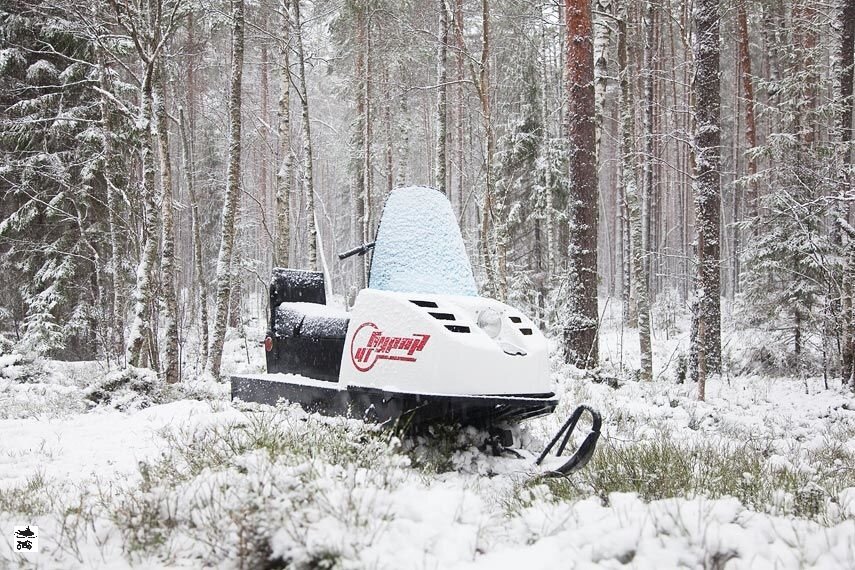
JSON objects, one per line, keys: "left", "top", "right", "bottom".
{"left": 369, "top": 186, "right": 478, "bottom": 296}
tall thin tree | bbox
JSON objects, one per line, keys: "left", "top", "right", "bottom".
{"left": 564, "top": 0, "right": 599, "bottom": 368}
{"left": 206, "top": 0, "right": 245, "bottom": 378}
{"left": 435, "top": 0, "right": 449, "bottom": 194}
{"left": 292, "top": 0, "right": 317, "bottom": 270}
{"left": 692, "top": 0, "right": 722, "bottom": 398}
{"left": 178, "top": 109, "right": 208, "bottom": 366}
{"left": 619, "top": 6, "right": 651, "bottom": 381}
{"left": 275, "top": 0, "right": 292, "bottom": 267}
{"left": 839, "top": 0, "right": 855, "bottom": 387}
{"left": 154, "top": 64, "right": 180, "bottom": 384}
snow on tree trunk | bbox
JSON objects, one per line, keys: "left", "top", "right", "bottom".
{"left": 619, "top": 8, "right": 651, "bottom": 381}
{"left": 435, "top": 0, "right": 449, "bottom": 195}
{"left": 692, "top": 0, "right": 722, "bottom": 388}
{"left": 361, "top": 5, "right": 373, "bottom": 281}
{"left": 384, "top": 66, "right": 393, "bottom": 196}
{"left": 127, "top": 67, "right": 159, "bottom": 370}
{"left": 98, "top": 57, "right": 125, "bottom": 365}
{"left": 396, "top": 78, "right": 411, "bottom": 189}
{"left": 839, "top": 0, "right": 855, "bottom": 385}
{"left": 293, "top": 0, "right": 317, "bottom": 271}
{"left": 276, "top": 1, "right": 292, "bottom": 268}
{"left": 737, "top": 0, "right": 757, "bottom": 223}
{"left": 593, "top": 0, "right": 612, "bottom": 158}
{"left": 454, "top": 0, "right": 465, "bottom": 217}
{"left": 155, "top": 66, "right": 179, "bottom": 384}
{"left": 641, "top": 1, "right": 655, "bottom": 301}
{"left": 564, "top": 0, "right": 599, "bottom": 368}
{"left": 475, "top": 0, "right": 498, "bottom": 296}
{"left": 354, "top": 5, "right": 367, "bottom": 289}
{"left": 617, "top": 6, "right": 632, "bottom": 325}
{"left": 540, "top": 14, "right": 556, "bottom": 280}
{"left": 206, "top": 0, "right": 245, "bottom": 378}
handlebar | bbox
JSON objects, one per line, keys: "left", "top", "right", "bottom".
{"left": 338, "top": 241, "right": 375, "bottom": 260}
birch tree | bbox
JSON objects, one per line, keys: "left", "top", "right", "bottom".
{"left": 206, "top": 0, "right": 244, "bottom": 378}
{"left": 292, "top": 0, "right": 317, "bottom": 271}
{"left": 114, "top": 0, "right": 180, "bottom": 370}
{"left": 619, "top": 5, "right": 651, "bottom": 381}
{"left": 276, "top": 0, "right": 292, "bottom": 268}
{"left": 154, "top": 64, "right": 179, "bottom": 384}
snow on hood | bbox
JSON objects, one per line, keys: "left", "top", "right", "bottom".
{"left": 369, "top": 186, "right": 478, "bottom": 297}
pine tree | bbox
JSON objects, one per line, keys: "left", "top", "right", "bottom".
{"left": 435, "top": 0, "right": 449, "bottom": 195}
{"left": 0, "top": 4, "right": 130, "bottom": 358}
{"left": 744, "top": 189, "right": 836, "bottom": 367}
{"left": 564, "top": 0, "right": 599, "bottom": 368}
{"left": 691, "top": 0, "right": 722, "bottom": 399}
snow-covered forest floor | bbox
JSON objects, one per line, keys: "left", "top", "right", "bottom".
{"left": 2, "top": 305, "right": 855, "bottom": 569}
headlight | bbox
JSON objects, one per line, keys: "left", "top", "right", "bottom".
{"left": 477, "top": 308, "right": 503, "bottom": 338}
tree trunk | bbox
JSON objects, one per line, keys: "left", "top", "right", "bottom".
{"left": 396, "top": 72, "right": 411, "bottom": 189}
{"left": 155, "top": 65, "right": 180, "bottom": 384}
{"left": 179, "top": 109, "right": 208, "bottom": 367}
{"left": 840, "top": 0, "right": 855, "bottom": 386}
{"left": 292, "top": 0, "right": 317, "bottom": 270}
{"left": 206, "top": 0, "right": 244, "bottom": 378}
{"left": 641, "top": 1, "right": 655, "bottom": 303}
{"left": 275, "top": 0, "right": 292, "bottom": 267}
{"left": 455, "top": 0, "right": 465, "bottom": 216}
{"left": 593, "top": 0, "right": 612, "bottom": 158}
{"left": 362, "top": 5, "right": 373, "bottom": 280}
{"left": 540, "top": 11, "right": 555, "bottom": 282}
{"left": 354, "top": 5, "right": 367, "bottom": 287}
{"left": 737, "top": 0, "right": 758, "bottom": 222}
{"left": 619, "top": 9, "right": 651, "bottom": 380}
{"left": 564, "top": 0, "right": 599, "bottom": 368}
{"left": 384, "top": 65, "right": 393, "bottom": 196}
{"left": 98, "top": 56, "right": 125, "bottom": 365}
{"left": 435, "top": 0, "right": 449, "bottom": 195}
{"left": 692, "top": 0, "right": 722, "bottom": 387}
{"left": 127, "top": 65, "right": 159, "bottom": 369}
{"left": 476, "top": 0, "right": 497, "bottom": 294}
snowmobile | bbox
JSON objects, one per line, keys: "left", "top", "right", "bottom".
{"left": 231, "top": 186, "right": 601, "bottom": 475}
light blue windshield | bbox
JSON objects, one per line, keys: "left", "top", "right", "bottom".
{"left": 369, "top": 186, "right": 478, "bottom": 296}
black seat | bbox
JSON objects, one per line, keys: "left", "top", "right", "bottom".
{"left": 267, "top": 269, "right": 349, "bottom": 382}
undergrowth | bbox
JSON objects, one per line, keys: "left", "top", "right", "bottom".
{"left": 506, "top": 434, "right": 855, "bottom": 523}
{"left": 106, "top": 405, "right": 407, "bottom": 568}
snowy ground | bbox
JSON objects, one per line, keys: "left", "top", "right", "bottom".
{"left": 1, "top": 308, "right": 855, "bottom": 569}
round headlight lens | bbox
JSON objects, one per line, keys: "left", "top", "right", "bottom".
{"left": 477, "top": 309, "right": 503, "bottom": 338}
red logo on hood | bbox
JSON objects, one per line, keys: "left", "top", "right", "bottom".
{"left": 350, "top": 322, "right": 431, "bottom": 372}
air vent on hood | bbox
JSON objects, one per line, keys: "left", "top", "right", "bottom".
{"left": 410, "top": 300, "right": 438, "bottom": 308}
{"left": 445, "top": 325, "right": 470, "bottom": 333}
{"left": 509, "top": 316, "right": 522, "bottom": 323}
{"left": 519, "top": 328, "right": 533, "bottom": 336}
{"left": 429, "top": 312, "right": 455, "bottom": 321}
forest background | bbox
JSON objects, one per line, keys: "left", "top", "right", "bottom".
{"left": 3, "top": 0, "right": 855, "bottom": 397}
